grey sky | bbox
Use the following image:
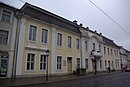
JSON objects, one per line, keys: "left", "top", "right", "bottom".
{"left": 1, "top": 0, "right": 130, "bottom": 50}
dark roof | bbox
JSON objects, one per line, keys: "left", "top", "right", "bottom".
{"left": 21, "top": 3, "right": 81, "bottom": 34}
{"left": 103, "top": 36, "right": 120, "bottom": 48}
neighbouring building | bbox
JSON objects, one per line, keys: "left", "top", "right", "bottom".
{"left": 0, "top": 2, "right": 18, "bottom": 78}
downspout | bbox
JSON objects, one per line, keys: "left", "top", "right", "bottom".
{"left": 12, "top": 10, "right": 23, "bottom": 79}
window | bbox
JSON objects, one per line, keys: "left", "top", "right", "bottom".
{"left": 107, "top": 48, "right": 109, "bottom": 55}
{"left": 104, "top": 47, "right": 106, "bottom": 55}
{"left": 85, "top": 41, "right": 88, "bottom": 51}
{"left": 85, "top": 59, "right": 88, "bottom": 69}
{"left": 0, "top": 30, "right": 8, "bottom": 44}
{"left": 76, "top": 39, "right": 80, "bottom": 49}
{"left": 93, "top": 43, "right": 95, "bottom": 51}
{"left": 57, "top": 33, "right": 62, "bottom": 46}
{"left": 105, "top": 60, "right": 107, "bottom": 66}
{"left": 108, "top": 61, "right": 110, "bottom": 67}
{"left": 111, "top": 49, "right": 113, "bottom": 56}
{"left": 57, "top": 56, "right": 62, "bottom": 70}
{"left": 29, "top": 25, "right": 37, "bottom": 41}
{"left": 99, "top": 45, "right": 101, "bottom": 52}
{"left": 26, "top": 53, "right": 35, "bottom": 70}
{"left": 41, "top": 29, "right": 48, "bottom": 43}
{"left": 68, "top": 36, "right": 72, "bottom": 48}
{"left": 77, "top": 58, "right": 80, "bottom": 69}
{"left": 1, "top": 10, "right": 11, "bottom": 22}
{"left": 40, "top": 55, "right": 46, "bottom": 70}
{"left": 100, "top": 60, "right": 102, "bottom": 68}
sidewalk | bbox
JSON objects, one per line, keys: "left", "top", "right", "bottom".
{"left": 0, "top": 71, "right": 121, "bottom": 87}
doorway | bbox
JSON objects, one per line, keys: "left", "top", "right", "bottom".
{"left": 67, "top": 57, "right": 72, "bottom": 74}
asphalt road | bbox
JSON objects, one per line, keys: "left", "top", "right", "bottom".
{"left": 17, "top": 72, "right": 130, "bottom": 87}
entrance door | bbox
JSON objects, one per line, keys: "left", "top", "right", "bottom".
{"left": 67, "top": 57, "right": 72, "bottom": 74}
{"left": 0, "top": 55, "right": 8, "bottom": 77}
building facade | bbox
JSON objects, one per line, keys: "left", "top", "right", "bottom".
{"left": 1, "top": 2, "right": 130, "bottom": 78}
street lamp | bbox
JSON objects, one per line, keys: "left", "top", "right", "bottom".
{"left": 45, "top": 49, "right": 50, "bottom": 81}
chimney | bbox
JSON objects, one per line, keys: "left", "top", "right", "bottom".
{"left": 73, "top": 20, "right": 77, "bottom": 24}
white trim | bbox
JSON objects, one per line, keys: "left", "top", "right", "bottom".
{"left": 16, "top": 17, "right": 26, "bottom": 75}
{"left": 50, "top": 26, "right": 56, "bottom": 74}
{"left": 25, "top": 50, "right": 36, "bottom": 72}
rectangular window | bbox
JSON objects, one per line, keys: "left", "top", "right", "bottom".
{"left": 77, "top": 58, "right": 80, "bottom": 69}
{"left": 57, "top": 56, "right": 62, "bottom": 70}
{"left": 104, "top": 47, "right": 106, "bottom": 55}
{"left": 108, "top": 61, "right": 110, "bottom": 67}
{"left": 85, "top": 59, "right": 88, "bottom": 69}
{"left": 107, "top": 48, "right": 109, "bottom": 55}
{"left": 57, "top": 33, "right": 62, "bottom": 46}
{"left": 99, "top": 45, "right": 101, "bottom": 52}
{"left": 26, "top": 53, "right": 35, "bottom": 70}
{"left": 76, "top": 39, "right": 80, "bottom": 49}
{"left": 111, "top": 49, "right": 113, "bottom": 56}
{"left": 29, "top": 25, "right": 37, "bottom": 41}
{"left": 68, "top": 36, "right": 72, "bottom": 48}
{"left": 41, "top": 29, "right": 48, "bottom": 43}
{"left": 105, "top": 60, "right": 107, "bottom": 66}
{"left": 93, "top": 43, "right": 95, "bottom": 51}
{"left": 85, "top": 41, "right": 88, "bottom": 51}
{"left": 40, "top": 55, "right": 46, "bottom": 70}
{"left": 0, "top": 30, "right": 8, "bottom": 44}
{"left": 100, "top": 60, "right": 102, "bottom": 68}
{"left": 1, "top": 10, "right": 11, "bottom": 22}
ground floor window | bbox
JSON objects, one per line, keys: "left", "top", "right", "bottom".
{"left": 40, "top": 55, "right": 46, "bottom": 70}
{"left": 26, "top": 53, "right": 35, "bottom": 70}
{"left": 100, "top": 60, "right": 102, "bottom": 69}
{"left": 57, "top": 56, "right": 62, "bottom": 70}
{"left": 77, "top": 58, "right": 80, "bottom": 69}
{"left": 85, "top": 59, "right": 88, "bottom": 69}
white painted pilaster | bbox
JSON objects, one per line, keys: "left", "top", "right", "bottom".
{"left": 81, "top": 37, "right": 86, "bottom": 68}
{"left": 7, "top": 17, "right": 17, "bottom": 78}
{"left": 50, "top": 26, "right": 57, "bottom": 74}
{"left": 16, "top": 17, "right": 26, "bottom": 75}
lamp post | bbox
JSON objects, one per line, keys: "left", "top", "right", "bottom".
{"left": 45, "top": 49, "right": 50, "bottom": 81}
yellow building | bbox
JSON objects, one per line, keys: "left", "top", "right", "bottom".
{"left": 16, "top": 3, "right": 82, "bottom": 77}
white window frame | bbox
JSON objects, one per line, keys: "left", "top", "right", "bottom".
{"left": 57, "top": 56, "right": 62, "bottom": 70}
{"left": 76, "top": 39, "right": 80, "bottom": 50}
{"left": 40, "top": 54, "right": 47, "bottom": 71}
{"left": 0, "top": 9, "right": 12, "bottom": 23}
{"left": 41, "top": 29, "right": 48, "bottom": 44}
{"left": 26, "top": 53, "right": 35, "bottom": 71}
{"left": 0, "top": 29, "right": 9, "bottom": 45}
{"left": 28, "top": 25, "right": 37, "bottom": 42}
{"left": 77, "top": 58, "right": 80, "bottom": 69}
{"left": 68, "top": 36, "right": 72, "bottom": 48}
{"left": 57, "top": 33, "right": 62, "bottom": 46}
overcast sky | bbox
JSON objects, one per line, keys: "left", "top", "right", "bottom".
{"left": 1, "top": 0, "right": 130, "bottom": 50}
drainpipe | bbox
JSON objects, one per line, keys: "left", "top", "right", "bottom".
{"left": 11, "top": 10, "right": 23, "bottom": 79}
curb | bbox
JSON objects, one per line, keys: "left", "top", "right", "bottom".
{"left": 9, "top": 71, "right": 122, "bottom": 87}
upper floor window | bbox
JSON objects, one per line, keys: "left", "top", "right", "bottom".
{"left": 99, "top": 45, "right": 101, "bottom": 52}
{"left": 57, "top": 33, "right": 62, "bottom": 46}
{"left": 68, "top": 36, "right": 72, "bottom": 48}
{"left": 76, "top": 39, "right": 80, "bottom": 49}
{"left": 57, "top": 56, "right": 62, "bottom": 70}
{"left": 85, "top": 41, "right": 88, "bottom": 51}
{"left": 0, "top": 29, "right": 8, "bottom": 44}
{"left": 107, "top": 48, "right": 109, "bottom": 55}
{"left": 104, "top": 47, "right": 106, "bottom": 55}
{"left": 93, "top": 43, "right": 95, "bottom": 51}
{"left": 29, "top": 25, "right": 37, "bottom": 41}
{"left": 26, "top": 53, "right": 35, "bottom": 70}
{"left": 41, "top": 29, "right": 48, "bottom": 43}
{"left": 111, "top": 49, "right": 113, "bottom": 56}
{"left": 1, "top": 10, "right": 11, "bottom": 23}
